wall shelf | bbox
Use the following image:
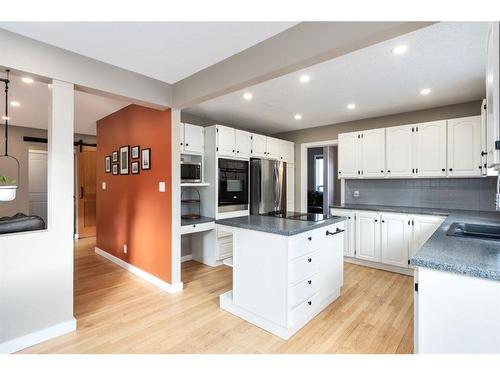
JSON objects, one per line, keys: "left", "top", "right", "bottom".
{"left": 181, "top": 182, "right": 210, "bottom": 187}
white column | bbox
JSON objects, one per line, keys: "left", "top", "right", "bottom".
{"left": 170, "top": 109, "right": 182, "bottom": 289}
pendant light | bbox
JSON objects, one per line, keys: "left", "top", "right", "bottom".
{"left": 0, "top": 69, "right": 20, "bottom": 202}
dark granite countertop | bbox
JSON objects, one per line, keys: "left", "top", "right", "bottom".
{"left": 215, "top": 215, "right": 346, "bottom": 236}
{"left": 181, "top": 216, "right": 215, "bottom": 226}
{"left": 330, "top": 204, "right": 500, "bottom": 281}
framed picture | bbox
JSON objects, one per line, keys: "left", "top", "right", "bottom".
{"left": 105, "top": 156, "right": 111, "bottom": 173}
{"left": 112, "top": 151, "right": 119, "bottom": 163}
{"left": 131, "top": 145, "right": 140, "bottom": 159}
{"left": 141, "top": 148, "right": 151, "bottom": 170}
{"left": 112, "top": 164, "right": 118, "bottom": 175}
{"left": 119, "top": 145, "right": 130, "bottom": 175}
{"left": 131, "top": 161, "right": 140, "bottom": 174}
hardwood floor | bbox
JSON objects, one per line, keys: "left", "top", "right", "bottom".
{"left": 20, "top": 237, "right": 414, "bottom": 354}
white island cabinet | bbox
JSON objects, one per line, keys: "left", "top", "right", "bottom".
{"left": 218, "top": 218, "right": 345, "bottom": 340}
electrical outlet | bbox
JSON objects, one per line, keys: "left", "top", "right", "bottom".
{"left": 353, "top": 190, "right": 360, "bottom": 198}
{"left": 123, "top": 244, "right": 127, "bottom": 254}
{"left": 102, "top": 182, "right": 106, "bottom": 190}
{"left": 159, "top": 181, "right": 166, "bottom": 192}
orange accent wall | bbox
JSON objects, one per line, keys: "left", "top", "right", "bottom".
{"left": 96, "top": 104, "right": 172, "bottom": 283}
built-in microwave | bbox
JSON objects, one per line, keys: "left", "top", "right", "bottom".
{"left": 181, "top": 162, "right": 202, "bottom": 183}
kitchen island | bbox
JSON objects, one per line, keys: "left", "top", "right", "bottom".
{"left": 215, "top": 214, "right": 346, "bottom": 340}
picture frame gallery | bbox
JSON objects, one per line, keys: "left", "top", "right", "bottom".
{"left": 105, "top": 145, "right": 151, "bottom": 175}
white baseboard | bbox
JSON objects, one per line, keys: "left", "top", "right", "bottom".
{"left": 0, "top": 318, "right": 76, "bottom": 354}
{"left": 74, "top": 233, "right": 79, "bottom": 240}
{"left": 344, "top": 257, "right": 414, "bottom": 276}
{"left": 181, "top": 254, "right": 193, "bottom": 263}
{"left": 95, "top": 247, "right": 183, "bottom": 294}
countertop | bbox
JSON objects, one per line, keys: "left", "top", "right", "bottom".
{"left": 330, "top": 204, "right": 500, "bottom": 281}
{"left": 215, "top": 215, "right": 346, "bottom": 236}
{"left": 181, "top": 216, "right": 215, "bottom": 226}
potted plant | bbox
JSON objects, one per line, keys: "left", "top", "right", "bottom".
{"left": 0, "top": 175, "right": 18, "bottom": 201}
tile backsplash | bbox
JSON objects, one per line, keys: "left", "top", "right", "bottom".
{"left": 345, "top": 178, "right": 498, "bottom": 211}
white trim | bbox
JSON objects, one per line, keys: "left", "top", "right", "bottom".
{"left": 344, "top": 257, "right": 414, "bottom": 277}
{"left": 95, "top": 247, "right": 183, "bottom": 294}
{"left": 181, "top": 254, "right": 193, "bottom": 263}
{"left": 0, "top": 318, "right": 76, "bottom": 354}
{"left": 300, "top": 139, "right": 338, "bottom": 212}
{"left": 171, "top": 109, "right": 182, "bottom": 286}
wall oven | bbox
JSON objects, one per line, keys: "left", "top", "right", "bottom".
{"left": 181, "top": 162, "right": 202, "bottom": 183}
{"left": 218, "top": 158, "right": 249, "bottom": 209}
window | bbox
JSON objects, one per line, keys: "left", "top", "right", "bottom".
{"left": 314, "top": 155, "right": 323, "bottom": 192}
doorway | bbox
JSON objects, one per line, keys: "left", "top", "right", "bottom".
{"left": 76, "top": 145, "right": 96, "bottom": 238}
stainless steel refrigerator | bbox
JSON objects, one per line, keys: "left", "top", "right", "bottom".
{"left": 250, "top": 158, "right": 287, "bottom": 215}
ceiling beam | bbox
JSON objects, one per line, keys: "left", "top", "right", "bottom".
{"left": 172, "top": 21, "right": 436, "bottom": 109}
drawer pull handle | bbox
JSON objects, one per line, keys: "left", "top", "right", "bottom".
{"left": 307, "top": 301, "right": 312, "bottom": 306}
{"left": 307, "top": 236, "right": 312, "bottom": 241}
{"left": 307, "top": 258, "right": 312, "bottom": 263}
{"left": 326, "top": 229, "right": 345, "bottom": 236}
{"left": 307, "top": 280, "right": 312, "bottom": 285}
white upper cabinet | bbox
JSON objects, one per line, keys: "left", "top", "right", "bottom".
{"left": 251, "top": 133, "right": 267, "bottom": 158}
{"left": 279, "top": 140, "right": 295, "bottom": 163}
{"left": 180, "top": 123, "right": 185, "bottom": 148}
{"left": 386, "top": 124, "right": 414, "bottom": 178}
{"left": 361, "top": 129, "right": 385, "bottom": 177}
{"left": 234, "top": 129, "right": 252, "bottom": 158}
{"left": 414, "top": 120, "right": 447, "bottom": 177}
{"left": 380, "top": 213, "right": 410, "bottom": 268}
{"left": 217, "top": 125, "right": 236, "bottom": 158}
{"left": 286, "top": 164, "right": 295, "bottom": 212}
{"left": 447, "top": 116, "right": 482, "bottom": 177}
{"left": 266, "top": 137, "right": 281, "bottom": 160}
{"left": 338, "top": 132, "right": 360, "bottom": 178}
{"left": 183, "top": 123, "right": 204, "bottom": 154}
{"left": 355, "top": 211, "right": 381, "bottom": 262}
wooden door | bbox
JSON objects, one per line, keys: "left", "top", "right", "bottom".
{"left": 355, "top": 211, "right": 380, "bottom": 262}
{"left": 380, "top": 213, "right": 410, "bottom": 268}
{"left": 338, "top": 132, "right": 360, "bottom": 178}
{"left": 77, "top": 146, "right": 96, "bottom": 238}
{"left": 447, "top": 116, "right": 482, "bottom": 177}
{"left": 361, "top": 128, "right": 385, "bottom": 177}
{"left": 386, "top": 124, "right": 414, "bottom": 178}
{"left": 415, "top": 120, "right": 447, "bottom": 177}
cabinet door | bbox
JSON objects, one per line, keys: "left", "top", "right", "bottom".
{"left": 338, "top": 132, "right": 360, "bottom": 178}
{"left": 251, "top": 133, "right": 267, "bottom": 158}
{"left": 361, "top": 128, "right": 385, "bottom": 177}
{"left": 447, "top": 116, "right": 482, "bottom": 177}
{"left": 286, "top": 164, "right": 295, "bottom": 212}
{"left": 235, "top": 129, "right": 251, "bottom": 158}
{"left": 481, "top": 100, "right": 488, "bottom": 176}
{"left": 380, "top": 213, "right": 411, "bottom": 268}
{"left": 411, "top": 215, "right": 445, "bottom": 259}
{"left": 184, "top": 123, "right": 204, "bottom": 154}
{"left": 279, "top": 140, "right": 294, "bottom": 163}
{"left": 319, "top": 222, "right": 345, "bottom": 302}
{"left": 415, "top": 120, "right": 447, "bottom": 177}
{"left": 330, "top": 209, "right": 355, "bottom": 257}
{"left": 486, "top": 23, "right": 500, "bottom": 168}
{"left": 386, "top": 124, "right": 414, "bottom": 178}
{"left": 217, "top": 125, "right": 235, "bottom": 157}
{"left": 287, "top": 141, "right": 295, "bottom": 164}
{"left": 266, "top": 137, "right": 281, "bottom": 160}
{"left": 355, "top": 211, "right": 380, "bottom": 262}
{"left": 180, "top": 123, "right": 185, "bottom": 151}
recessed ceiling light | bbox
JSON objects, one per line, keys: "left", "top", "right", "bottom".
{"left": 299, "top": 74, "right": 310, "bottom": 83}
{"left": 392, "top": 45, "right": 408, "bottom": 55}
{"left": 294, "top": 114, "right": 302, "bottom": 121}
{"left": 21, "top": 77, "right": 34, "bottom": 84}
{"left": 347, "top": 103, "right": 356, "bottom": 110}
{"left": 10, "top": 101, "right": 20, "bottom": 107}
{"left": 2, "top": 116, "right": 10, "bottom": 121}
{"left": 243, "top": 92, "right": 253, "bottom": 101}
{"left": 420, "top": 88, "right": 431, "bottom": 95}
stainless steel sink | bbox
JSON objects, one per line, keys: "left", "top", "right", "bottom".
{"left": 446, "top": 222, "right": 500, "bottom": 241}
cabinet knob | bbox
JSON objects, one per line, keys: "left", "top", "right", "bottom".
{"left": 441, "top": 168, "right": 445, "bottom": 172}
{"left": 374, "top": 219, "right": 378, "bottom": 223}
{"left": 479, "top": 165, "right": 482, "bottom": 169}
{"left": 307, "top": 280, "right": 312, "bottom": 285}
{"left": 307, "top": 258, "right": 312, "bottom": 263}
{"left": 307, "top": 301, "right": 312, "bottom": 306}
{"left": 381, "top": 170, "right": 384, "bottom": 173}
{"left": 307, "top": 236, "right": 312, "bottom": 241}
{"left": 387, "top": 170, "right": 391, "bottom": 173}
{"left": 180, "top": 142, "right": 183, "bottom": 146}
{"left": 381, "top": 220, "right": 385, "bottom": 223}
{"left": 186, "top": 143, "right": 189, "bottom": 146}
{"left": 237, "top": 150, "right": 240, "bottom": 153}
{"left": 232, "top": 150, "right": 235, "bottom": 152}
{"left": 338, "top": 171, "right": 341, "bottom": 174}
{"left": 449, "top": 168, "right": 453, "bottom": 171}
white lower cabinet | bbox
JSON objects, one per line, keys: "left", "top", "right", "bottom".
{"left": 330, "top": 208, "right": 445, "bottom": 273}
{"left": 380, "top": 213, "right": 411, "bottom": 268}
{"left": 355, "top": 211, "right": 381, "bottom": 262}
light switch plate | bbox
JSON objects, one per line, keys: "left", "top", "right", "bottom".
{"left": 102, "top": 182, "right": 106, "bottom": 190}
{"left": 159, "top": 182, "right": 166, "bottom": 192}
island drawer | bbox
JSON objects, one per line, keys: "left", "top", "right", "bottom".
{"left": 289, "top": 291, "right": 320, "bottom": 328}
{"left": 288, "top": 230, "right": 322, "bottom": 260}
{"left": 289, "top": 251, "right": 319, "bottom": 285}
{"left": 288, "top": 273, "right": 320, "bottom": 308}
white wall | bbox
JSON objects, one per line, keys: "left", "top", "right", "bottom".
{"left": 0, "top": 80, "right": 75, "bottom": 353}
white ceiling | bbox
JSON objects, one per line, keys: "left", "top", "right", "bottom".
{"left": 186, "top": 22, "right": 489, "bottom": 135}
{"left": 0, "top": 22, "right": 297, "bottom": 84}
{"left": 1, "top": 74, "right": 129, "bottom": 135}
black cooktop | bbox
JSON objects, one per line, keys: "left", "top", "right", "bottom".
{"left": 264, "top": 211, "right": 332, "bottom": 222}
